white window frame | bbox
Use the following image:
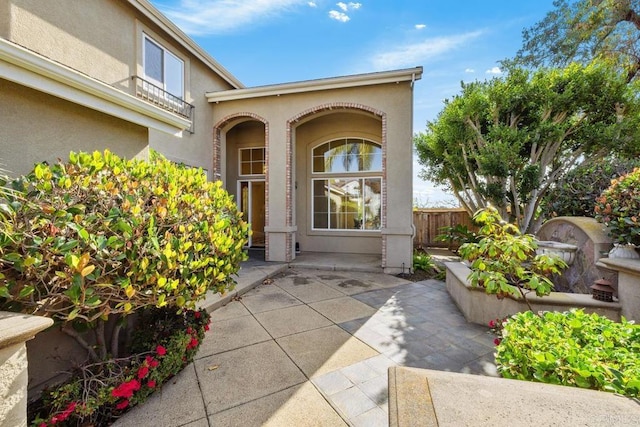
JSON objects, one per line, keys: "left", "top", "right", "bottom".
{"left": 311, "top": 176, "right": 383, "bottom": 232}
{"left": 142, "top": 34, "right": 184, "bottom": 99}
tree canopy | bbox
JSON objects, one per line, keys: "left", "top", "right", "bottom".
{"left": 514, "top": 0, "right": 640, "bottom": 82}
{"left": 414, "top": 62, "right": 640, "bottom": 234}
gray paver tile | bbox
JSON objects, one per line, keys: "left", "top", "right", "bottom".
{"left": 195, "top": 340, "right": 306, "bottom": 414}
{"left": 208, "top": 300, "right": 251, "bottom": 321}
{"left": 351, "top": 406, "right": 388, "bottom": 427}
{"left": 209, "top": 382, "right": 347, "bottom": 427}
{"left": 254, "top": 304, "right": 333, "bottom": 338}
{"left": 460, "top": 357, "right": 499, "bottom": 377}
{"left": 329, "top": 386, "right": 378, "bottom": 420}
{"left": 276, "top": 280, "right": 345, "bottom": 303}
{"left": 312, "top": 370, "right": 354, "bottom": 395}
{"left": 363, "top": 354, "right": 397, "bottom": 375}
{"left": 196, "top": 314, "right": 271, "bottom": 358}
{"left": 241, "top": 284, "right": 303, "bottom": 313}
{"left": 276, "top": 325, "right": 379, "bottom": 378}
{"left": 112, "top": 364, "right": 206, "bottom": 427}
{"left": 357, "top": 375, "right": 388, "bottom": 406}
{"left": 415, "top": 351, "right": 464, "bottom": 371}
{"left": 179, "top": 418, "right": 209, "bottom": 427}
{"left": 309, "top": 296, "right": 376, "bottom": 324}
{"left": 339, "top": 360, "right": 379, "bottom": 385}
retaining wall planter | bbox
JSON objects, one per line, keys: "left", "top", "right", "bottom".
{"left": 445, "top": 262, "right": 622, "bottom": 325}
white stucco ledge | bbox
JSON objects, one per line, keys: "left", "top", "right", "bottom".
{"left": 1, "top": 312, "right": 53, "bottom": 427}
{"left": 596, "top": 257, "right": 640, "bottom": 322}
{"left": 0, "top": 312, "right": 53, "bottom": 350}
{"left": 445, "top": 261, "right": 621, "bottom": 325}
{"left": 388, "top": 366, "right": 640, "bottom": 427}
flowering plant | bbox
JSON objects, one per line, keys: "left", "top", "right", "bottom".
{"left": 594, "top": 167, "right": 640, "bottom": 247}
{"left": 488, "top": 316, "right": 511, "bottom": 346}
{"left": 30, "top": 308, "right": 211, "bottom": 426}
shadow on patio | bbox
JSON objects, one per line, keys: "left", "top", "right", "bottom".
{"left": 114, "top": 266, "right": 496, "bottom": 426}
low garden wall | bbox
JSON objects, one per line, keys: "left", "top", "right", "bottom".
{"left": 445, "top": 262, "right": 622, "bottom": 325}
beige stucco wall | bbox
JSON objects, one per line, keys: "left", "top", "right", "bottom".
{"left": 0, "top": 78, "right": 148, "bottom": 177}
{"left": 211, "top": 82, "right": 415, "bottom": 268}
{"left": 1, "top": 0, "right": 237, "bottom": 177}
{"left": 2, "top": 0, "right": 136, "bottom": 92}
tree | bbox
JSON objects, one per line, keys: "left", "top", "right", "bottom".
{"left": 514, "top": 0, "right": 640, "bottom": 82}
{"left": 414, "top": 62, "right": 640, "bottom": 234}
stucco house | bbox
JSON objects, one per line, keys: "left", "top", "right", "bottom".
{"left": 0, "top": 0, "right": 422, "bottom": 273}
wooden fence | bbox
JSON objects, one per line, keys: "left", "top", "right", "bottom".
{"left": 413, "top": 208, "right": 476, "bottom": 248}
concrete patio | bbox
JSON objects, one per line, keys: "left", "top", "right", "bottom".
{"left": 113, "top": 251, "right": 496, "bottom": 426}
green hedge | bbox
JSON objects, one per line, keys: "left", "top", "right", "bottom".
{"left": 495, "top": 309, "right": 640, "bottom": 397}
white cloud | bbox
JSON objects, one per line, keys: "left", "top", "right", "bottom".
{"left": 486, "top": 66, "right": 502, "bottom": 74}
{"left": 330, "top": 2, "right": 360, "bottom": 22}
{"left": 370, "top": 30, "right": 484, "bottom": 70}
{"left": 415, "top": 24, "right": 426, "bottom": 30}
{"left": 337, "top": 2, "right": 361, "bottom": 11}
{"left": 329, "top": 10, "right": 350, "bottom": 22}
{"left": 465, "top": 68, "right": 475, "bottom": 73}
{"left": 308, "top": 1, "right": 317, "bottom": 6}
{"left": 154, "top": 0, "right": 307, "bottom": 35}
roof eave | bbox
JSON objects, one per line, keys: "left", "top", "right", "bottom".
{"left": 206, "top": 67, "right": 423, "bottom": 103}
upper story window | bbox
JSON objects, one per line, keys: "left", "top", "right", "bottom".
{"left": 312, "top": 138, "right": 382, "bottom": 174}
{"left": 143, "top": 35, "right": 184, "bottom": 99}
{"left": 239, "top": 147, "right": 266, "bottom": 176}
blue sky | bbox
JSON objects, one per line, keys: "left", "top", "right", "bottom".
{"left": 151, "top": 0, "right": 556, "bottom": 205}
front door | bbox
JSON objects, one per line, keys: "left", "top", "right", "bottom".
{"left": 239, "top": 180, "right": 266, "bottom": 247}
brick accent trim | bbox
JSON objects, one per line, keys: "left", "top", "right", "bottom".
{"left": 212, "top": 112, "right": 270, "bottom": 258}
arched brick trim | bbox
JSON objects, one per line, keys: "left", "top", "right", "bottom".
{"left": 212, "top": 112, "right": 270, "bottom": 257}
{"left": 286, "top": 103, "right": 388, "bottom": 265}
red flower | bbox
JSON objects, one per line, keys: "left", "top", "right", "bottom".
{"left": 58, "top": 401, "right": 77, "bottom": 421}
{"left": 194, "top": 311, "right": 201, "bottom": 319}
{"left": 147, "top": 380, "right": 156, "bottom": 388}
{"left": 39, "top": 423, "right": 47, "bottom": 427}
{"left": 137, "top": 366, "right": 149, "bottom": 379}
{"left": 146, "top": 355, "right": 159, "bottom": 368}
{"left": 186, "top": 327, "right": 194, "bottom": 335}
{"left": 156, "top": 345, "right": 167, "bottom": 356}
{"left": 186, "top": 337, "right": 199, "bottom": 350}
{"left": 493, "top": 338, "right": 501, "bottom": 346}
{"left": 111, "top": 379, "right": 141, "bottom": 399}
{"left": 116, "top": 400, "right": 130, "bottom": 410}
{"left": 204, "top": 324, "right": 210, "bottom": 332}
{"left": 488, "top": 320, "right": 496, "bottom": 328}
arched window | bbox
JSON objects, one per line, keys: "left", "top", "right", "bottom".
{"left": 311, "top": 138, "right": 382, "bottom": 231}
{"left": 312, "top": 138, "right": 382, "bottom": 173}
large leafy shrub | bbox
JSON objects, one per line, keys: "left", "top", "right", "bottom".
{"left": 459, "top": 207, "right": 566, "bottom": 310}
{"left": 495, "top": 310, "right": 640, "bottom": 397}
{"left": 541, "top": 156, "right": 640, "bottom": 219}
{"left": 594, "top": 167, "right": 640, "bottom": 246}
{"left": 0, "top": 150, "right": 248, "bottom": 359}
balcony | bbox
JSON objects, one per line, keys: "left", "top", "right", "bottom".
{"left": 132, "top": 75, "right": 194, "bottom": 129}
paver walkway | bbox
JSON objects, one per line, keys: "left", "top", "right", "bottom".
{"left": 114, "top": 267, "right": 497, "bottom": 427}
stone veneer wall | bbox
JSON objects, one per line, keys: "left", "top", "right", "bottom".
{"left": 536, "top": 217, "right": 615, "bottom": 293}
